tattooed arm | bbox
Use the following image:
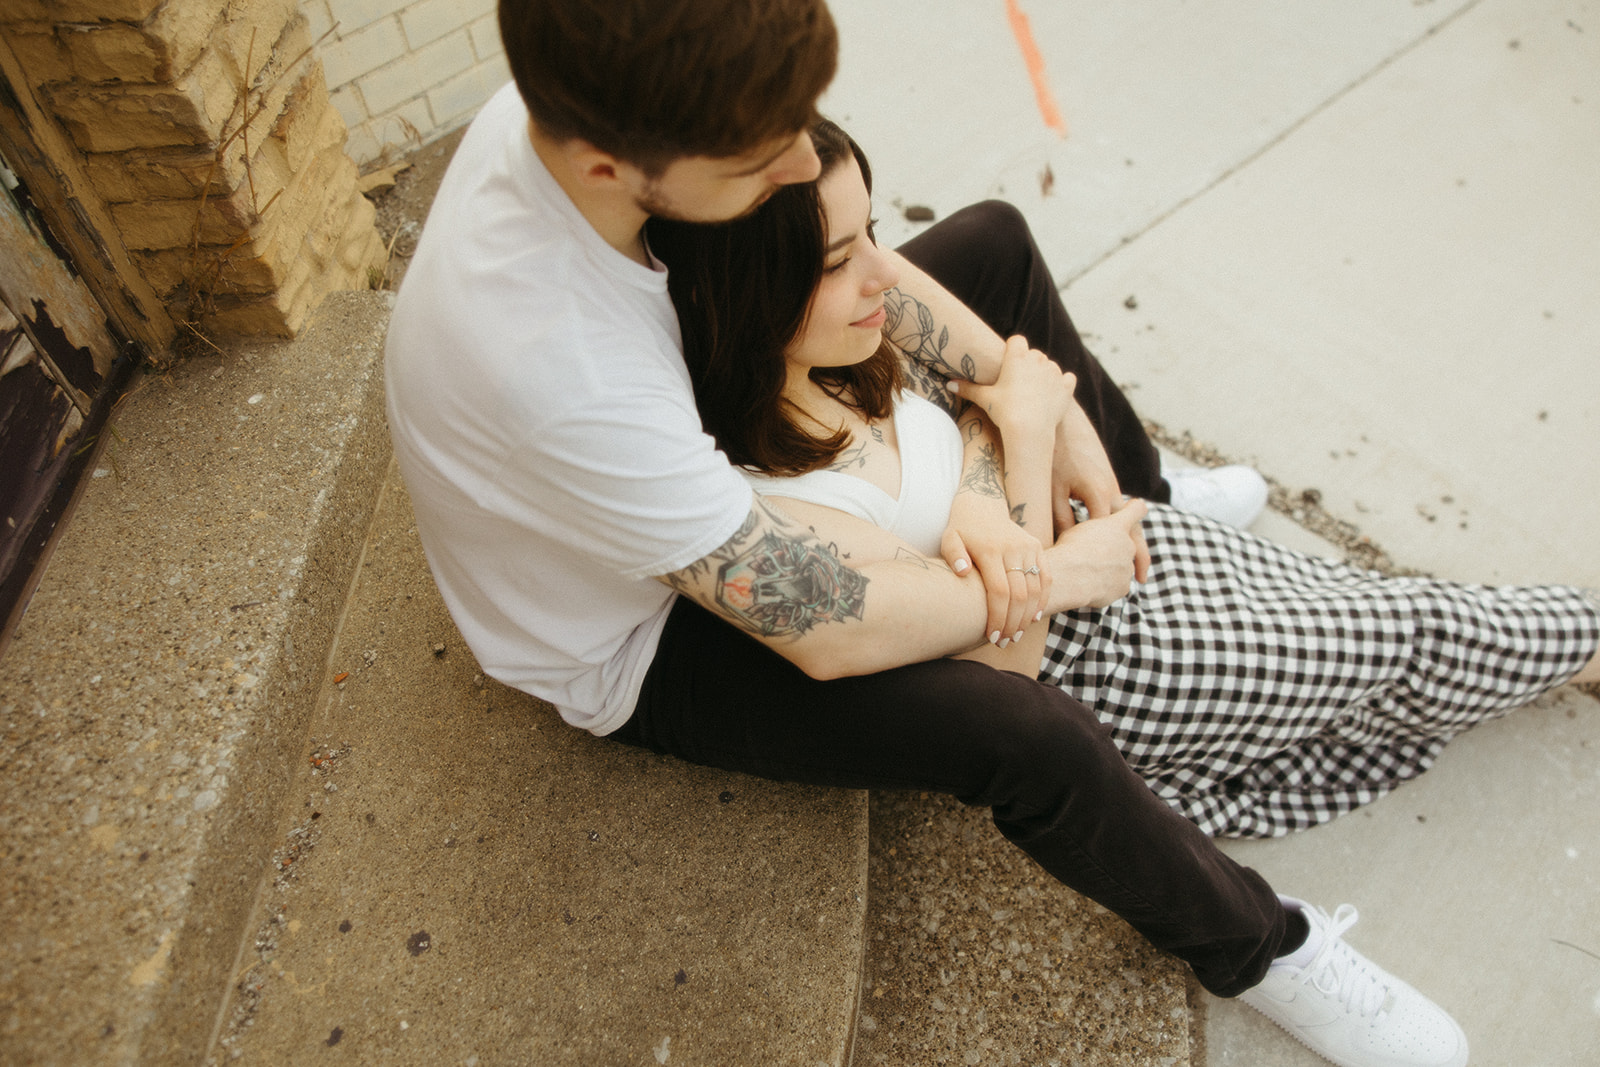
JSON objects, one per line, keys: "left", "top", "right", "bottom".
{"left": 657, "top": 486, "right": 1139, "bottom": 679}
{"left": 654, "top": 301, "right": 1149, "bottom": 679}
{"left": 948, "top": 338, "right": 1151, "bottom": 674}
{"left": 948, "top": 338, "right": 1067, "bottom": 542}
{"left": 656, "top": 494, "right": 994, "bottom": 678}
{"left": 884, "top": 251, "right": 1124, "bottom": 533}
{"left": 943, "top": 339, "right": 1063, "bottom": 675}
{"left": 898, "top": 316, "right": 1052, "bottom": 644}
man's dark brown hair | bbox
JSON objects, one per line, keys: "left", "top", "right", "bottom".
{"left": 499, "top": 0, "right": 838, "bottom": 175}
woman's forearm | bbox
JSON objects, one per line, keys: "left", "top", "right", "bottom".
{"left": 1000, "top": 433, "right": 1054, "bottom": 542}
{"left": 952, "top": 405, "right": 1009, "bottom": 517}
{"left": 952, "top": 426, "right": 1053, "bottom": 674}
{"left": 883, "top": 253, "right": 1006, "bottom": 387}
{"left": 886, "top": 253, "right": 1124, "bottom": 524}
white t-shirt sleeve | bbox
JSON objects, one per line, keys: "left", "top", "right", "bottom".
{"left": 491, "top": 368, "right": 753, "bottom": 581}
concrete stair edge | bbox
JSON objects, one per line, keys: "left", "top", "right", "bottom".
{"left": 0, "top": 290, "right": 395, "bottom": 1064}
{"left": 2, "top": 286, "right": 877, "bottom": 1067}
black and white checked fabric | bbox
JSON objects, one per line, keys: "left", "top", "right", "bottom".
{"left": 1040, "top": 504, "right": 1600, "bottom": 838}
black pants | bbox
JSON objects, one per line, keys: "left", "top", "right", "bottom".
{"left": 612, "top": 204, "right": 1285, "bottom": 997}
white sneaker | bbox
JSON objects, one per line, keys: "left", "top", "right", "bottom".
{"left": 1162, "top": 463, "right": 1268, "bottom": 528}
{"left": 1240, "top": 899, "right": 1469, "bottom": 1067}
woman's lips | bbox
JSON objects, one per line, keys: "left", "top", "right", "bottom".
{"left": 852, "top": 306, "right": 887, "bottom": 329}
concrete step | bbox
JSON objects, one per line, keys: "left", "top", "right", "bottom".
{"left": 853, "top": 791, "right": 1194, "bottom": 1067}
{"left": 208, "top": 467, "right": 1195, "bottom": 1067}
{"left": 209, "top": 463, "right": 871, "bottom": 1066}
{"left": 0, "top": 291, "right": 394, "bottom": 1064}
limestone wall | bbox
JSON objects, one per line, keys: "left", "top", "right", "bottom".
{"left": 305, "top": 0, "right": 508, "bottom": 168}
{"left": 0, "top": 0, "right": 388, "bottom": 341}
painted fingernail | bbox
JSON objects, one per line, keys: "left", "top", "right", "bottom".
{"left": 953, "top": 559, "right": 969, "bottom": 574}
{"left": 1013, "top": 631, "right": 1024, "bottom": 643}
{"left": 1034, "top": 610, "right": 1044, "bottom": 621}
{"left": 989, "top": 631, "right": 1001, "bottom": 645}
{"left": 998, "top": 637, "right": 1011, "bottom": 649}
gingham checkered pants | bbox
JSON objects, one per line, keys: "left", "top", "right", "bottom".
{"left": 1040, "top": 504, "right": 1600, "bottom": 838}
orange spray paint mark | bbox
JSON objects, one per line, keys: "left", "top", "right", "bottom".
{"left": 1005, "top": 0, "right": 1067, "bottom": 137}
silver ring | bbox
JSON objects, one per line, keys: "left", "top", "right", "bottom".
{"left": 1008, "top": 565, "right": 1041, "bottom": 576}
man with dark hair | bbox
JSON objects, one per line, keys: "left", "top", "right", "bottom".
{"left": 384, "top": 3, "right": 1467, "bottom": 1065}
{"left": 498, "top": 0, "right": 837, "bottom": 177}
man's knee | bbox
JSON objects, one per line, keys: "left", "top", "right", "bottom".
{"left": 957, "top": 199, "right": 1032, "bottom": 242}
{"left": 935, "top": 201, "right": 1036, "bottom": 269}
{"left": 930, "top": 671, "right": 1124, "bottom": 804}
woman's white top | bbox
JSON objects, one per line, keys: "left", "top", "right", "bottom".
{"left": 738, "top": 392, "right": 963, "bottom": 556}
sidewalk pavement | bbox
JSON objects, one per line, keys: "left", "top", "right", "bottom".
{"left": 826, "top": 0, "right": 1599, "bottom": 1063}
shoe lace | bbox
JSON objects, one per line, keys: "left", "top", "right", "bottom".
{"left": 1298, "top": 905, "right": 1394, "bottom": 1019}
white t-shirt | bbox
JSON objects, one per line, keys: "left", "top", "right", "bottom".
{"left": 385, "top": 83, "right": 753, "bottom": 735}
{"left": 739, "top": 393, "right": 964, "bottom": 557}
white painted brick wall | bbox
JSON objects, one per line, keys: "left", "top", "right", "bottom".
{"left": 306, "top": 0, "right": 508, "bottom": 168}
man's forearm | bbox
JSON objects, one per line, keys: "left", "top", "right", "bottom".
{"left": 659, "top": 496, "right": 995, "bottom": 679}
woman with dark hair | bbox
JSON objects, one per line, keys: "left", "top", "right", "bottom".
{"left": 649, "top": 120, "right": 1600, "bottom": 1066}
{"left": 650, "top": 120, "right": 1600, "bottom": 840}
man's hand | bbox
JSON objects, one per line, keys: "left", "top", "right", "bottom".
{"left": 1052, "top": 399, "right": 1123, "bottom": 534}
{"left": 1043, "top": 498, "right": 1150, "bottom": 613}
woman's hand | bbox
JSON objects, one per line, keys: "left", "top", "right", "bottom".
{"left": 947, "top": 336, "right": 1075, "bottom": 442}
{"left": 941, "top": 492, "right": 1050, "bottom": 648}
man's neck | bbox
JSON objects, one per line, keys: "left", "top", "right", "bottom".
{"left": 527, "top": 121, "right": 653, "bottom": 267}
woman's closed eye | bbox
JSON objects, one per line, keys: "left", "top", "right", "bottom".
{"left": 823, "top": 220, "right": 878, "bottom": 274}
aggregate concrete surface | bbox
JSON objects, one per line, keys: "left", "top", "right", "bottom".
{"left": 0, "top": 293, "right": 392, "bottom": 1064}
{"left": 209, "top": 471, "right": 868, "bottom": 1067}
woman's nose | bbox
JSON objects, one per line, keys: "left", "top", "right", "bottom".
{"left": 865, "top": 248, "right": 900, "bottom": 294}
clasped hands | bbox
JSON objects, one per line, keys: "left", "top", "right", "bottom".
{"left": 942, "top": 337, "right": 1151, "bottom": 645}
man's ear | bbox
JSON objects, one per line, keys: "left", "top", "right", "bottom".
{"left": 529, "top": 123, "right": 639, "bottom": 192}
{"left": 569, "top": 143, "right": 646, "bottom": 195}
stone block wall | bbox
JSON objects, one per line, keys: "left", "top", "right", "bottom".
{"left": 305, "top": 0, "right": 509, "bottom": 168}
{"left": 0, "top": 0, "right": 388, "bottom": 340}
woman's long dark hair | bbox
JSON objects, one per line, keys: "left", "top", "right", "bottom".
{"left": 648, "top": 120, "right": 902, "bottom": 476}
